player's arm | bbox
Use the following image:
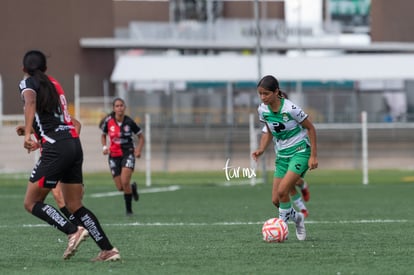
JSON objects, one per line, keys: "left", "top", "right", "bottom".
{"left": 22, "top": 89, "right": 37, "bottom": 152}
{"left": 251, "top": 124, "right": 273, "bottom": 161}
{"left": 101, "top": 133, "right": 109, "bottom": 155}
{"left": 134, "top": 132, "right": 145, "bottom": 158}
{"left": 71, "top": 117, "right": 82, "bottom": 134}
{"left": 16, "top": 125, "right": 34, "bottom": 136}
{"left": 301, "top": 118, "right": 318, "bottom": 170}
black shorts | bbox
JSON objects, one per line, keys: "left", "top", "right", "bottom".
{"left": 108, "top": 153, "right": 135, "bottom": 177}
{"left": 30, "top": 138, "right": 83, "bottom": 188}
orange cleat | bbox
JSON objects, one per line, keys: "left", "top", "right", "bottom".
{"left": 301, "top": 209, "right": 309, "bottom": 218}
{"left": 301, "top": 186, "right": 310, "bottom": 202}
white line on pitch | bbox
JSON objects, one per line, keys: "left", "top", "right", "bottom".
{"left": 104, "top": 219, "right": 409, "bottom": 227}
{"left": 2, "top": 219, "right": 407, "bottom": 229}
{"left": 89, "top": 185, "right": 181, "bottom": 198}
{"left": 0, "top": 185, "right": 182, "bottom": 199}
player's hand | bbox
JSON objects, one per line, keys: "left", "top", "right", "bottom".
{"left": 23, "top": 137, "right": 36, "bottom": 153}
{"left": 308, "top": 156, "right": 318, "bottom": 170}
{"left": 251, "top": 149, "right": 264, "bottom": 161}
{"left": 16, "top": 125, "right": 25, "bottom": 136}
{"left": 30, "top": 142, "right": 41, "bottom": 152}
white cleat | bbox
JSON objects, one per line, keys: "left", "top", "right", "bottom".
{"left": 63, "top": 226, "right": 89, "bottom": 260}
{"left": 295, "top": 212, "right": 306, "bottom": 241}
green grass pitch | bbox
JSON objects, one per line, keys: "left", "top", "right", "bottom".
{"left": 1, "top": 170, "right": 414, "bottom": 275}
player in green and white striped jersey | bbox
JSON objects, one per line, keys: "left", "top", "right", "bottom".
{"left": 252, "top": 75, "right": 318, "bottom": 241}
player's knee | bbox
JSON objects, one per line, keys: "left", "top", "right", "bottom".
{"left": 278, "top": 189, "right": 290, "bottom": 200}
{"left": 23, "top": 201, "right": 34, "bottom": 213}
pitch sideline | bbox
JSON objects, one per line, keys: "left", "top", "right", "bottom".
{"left": 0, "top": 219, "right": 407, "bottom": 229}
{"left": 89, "top": 185, "right": 181, "bottom": 198}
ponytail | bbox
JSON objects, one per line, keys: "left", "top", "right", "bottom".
{"left": 32, "top": 70, "right": 60, "bottom": 114}
{"left": 23, "top": 50, "right": 60, "bottom": 114}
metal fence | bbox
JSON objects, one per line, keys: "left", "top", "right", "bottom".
{"left": 2, "top": 74, "right": 414, "bottom": 173}
{"left": 2, "top": 120, "right": 414, "bottom": 174}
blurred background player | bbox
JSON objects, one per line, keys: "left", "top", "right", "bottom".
{"left": 100, "top": 97, "right": 144, "bottom": 216}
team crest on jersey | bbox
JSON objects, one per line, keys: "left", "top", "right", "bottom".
{"left": 123, "top": 125, "right": 130, "bottom": 132}
{"left": 282, "top": 113, "right": 289, "bottom": 122}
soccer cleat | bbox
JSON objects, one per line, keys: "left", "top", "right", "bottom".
{"left": 295, "top": 212, "right": 306, "bottom": 241}
{"left": 91, "top": 247, "right": 121, "bottom": 262}
{"left": 301, "top": 209, "right": 309, "bottom": 218}
{"left": 131, "top": 182, "right": 139, "bottom": 201}
{"left": 63, "top": 226, "right": 89, "bottom": 260}
{"left": 301, "top": 185, "right": 310, "bottom": 202}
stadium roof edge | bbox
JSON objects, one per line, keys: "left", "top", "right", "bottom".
{"left": 80, "top": 38, "right": 414, "bottom": 52}
{"left": 110, "top": 54, "right": 414, "bottom": 82}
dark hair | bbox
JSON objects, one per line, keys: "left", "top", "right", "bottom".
{"left": 257, "top": 75, "right": 279, "bottom": 91}
{"left": 98, "top": 98, "right": 125, "bottom": 129}
{"left": 257, "top": 75, "right": 284, "bottom": 98}
{"left": 23, "top": 50, "right": 59, "bottom": 114}
{"left": 112, "top": 97, "right": 125, "bottom": 107}
{"left": 98, "top": 111, "right": 115, "bottom": 129}
{"left": 280, "top": 91, "right": 289, "bottom": 99}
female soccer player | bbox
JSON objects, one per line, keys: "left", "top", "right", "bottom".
{"left": 19, "top": 50, "right": 120, "bottom": 261}
{"left": 16, "top": 124, "right": 83, "bottom": 226}
{"left": 252, "top": 75, "right": 318, "bottom": 241}
{"left": 100, "top": 98, "right": 144, "bottom": 216}
{"left": 259, "top": 88, "right": 311, "bottom": 217}
{"left": 260, "top": 125, "right": 310, "bottom": 218}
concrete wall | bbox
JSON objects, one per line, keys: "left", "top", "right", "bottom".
{"left": 2, "top": 125, "right": 414, "bottom": 174}
{"left": 371, "top": 0, "right": 414, "bottom": 42}
{"left": 113, "top": 1, "right": 169, "bottom": 27}
{"left": 1, "top": 0, "right": 414, "bottom": 117}
{"left": 0, "top": 0, "right": 115, "bottom": 115}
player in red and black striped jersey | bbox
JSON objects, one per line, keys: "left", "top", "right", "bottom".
{"left": 100, "top": 97, "right": 145, "bottom": 216}
{"left": 19, "top": 50, "right": 120, "bottom": 261}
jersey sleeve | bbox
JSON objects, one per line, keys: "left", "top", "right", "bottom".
{"left": 134, "top": 125, "right": 142, "bottom": 136}
{"left": 257, "top": 103, "right": 267, "bottom": 123}
{"left": 131, "top": 119, "right": 142, "bottom": 135}
{"left": 18, "top": 77, "right": 38, "bottom": 100}
{"left": 101, "top": 116, "right": 110, "bottom": 134}
{"left": 285, "top": 99, "right": 308, "bottom": 124}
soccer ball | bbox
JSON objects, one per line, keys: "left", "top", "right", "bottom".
{"left": 262, "top": 218, "right": 289, "bottom": 243}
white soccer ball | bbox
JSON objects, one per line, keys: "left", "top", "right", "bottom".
{"left": 262, "top": 218, "right": 289, "bottom": 243}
